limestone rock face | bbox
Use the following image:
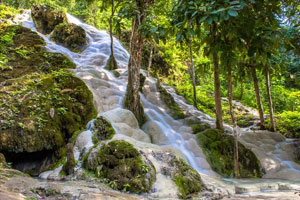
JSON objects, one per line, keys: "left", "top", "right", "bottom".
{"left": 0, "top": 25, "right": 96, "bottom": 175}
{"left": 101, "top": 108, "right": 139, "bottom": 129}
{"left": 51, "top": 23, "right": 87, "bottom": 52}
{"left": 142, "top": 121, "right": 168, "bottom": 144}
{"left": 197, "top": 129, "right": 263, "bottom": 178}
{"left": 31, "top": 5, "right": 67, "bottom": 34}
{"left": 84, "top": 140, "right": 156, "bottom": 194}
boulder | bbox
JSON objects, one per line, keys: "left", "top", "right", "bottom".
{"left": 0, "top": 25, "right": 75, "bottom": 83}
{"left": 152, "top": 152, "right": 204, "bottom": 199}
{"left": 112, "top": 123, "right": 151, "bottom": 143}
{"left": 50, "top": 22, "right": 87, "bottom": 52}
{"left": 0, "top": 26, "right": 96, "bottom": 175}
{"left": 101, "top": 108, "right": 139, "bottom": 129}
{"left": 84, "top": 140, "right": 156, "bottom": 194}
{"left": 142, "top": 121, "right": 168, "bottom": 144}
{"left": 92, "top": 116, "right": 115, "bottom": 142}
{"left": 196, "top": 129, "right": 263, "bottom": 178}
{"left": 31, "top": 5, "right": 67, "bottom": 34}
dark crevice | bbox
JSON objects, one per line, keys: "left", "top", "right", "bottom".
{"left": 2, "top": 150, "right": 56, "bottom": 176}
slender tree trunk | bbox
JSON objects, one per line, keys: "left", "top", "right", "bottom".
{"left": 212, "top": 23, "right": 224, "bottom": 131}
{"left": 188, "top": 39, "right": 198, "bottom": 109}
{"left": 265, "top": 64, "right": 276, "bottom": 132}
{"left": 228, "top": 61, "right": 239, "bottom": 178}
{"left": 147, "top": 43, "right": 153, "bottom": 77}
{"left": 108, "top": 0, "right": 117, "bottom": 70}
{"left": 124, "top": 17, "right": 145, "bottom": 126}
{"left": 239, "top": 81, "right": 244, "bottom": 100}
{"left": 251, "top": 64, "right": 265, "bottom": 129}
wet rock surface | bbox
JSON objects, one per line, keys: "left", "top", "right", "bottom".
{"left": 51, "top": 22, "right": 87, "bottom": 52}
{"left": 197, "top": 129, "right": 263, "bottom": 178}
{"left": 92, "top": 116, "right": 116, "bottom": 141}
{"left": 31, "top": 4, "right": 67, "bottom": 34}
{"left": 0, "top": 25, "right": 96, "bottom": 175}
{"left": 84, "top": 140, "right": 156, "bottom": 194}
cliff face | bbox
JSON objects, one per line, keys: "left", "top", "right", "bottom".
{"left": 0, "top": 23, "right": 96, "bottom": 174}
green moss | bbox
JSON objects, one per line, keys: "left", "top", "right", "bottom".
{"left": 92, "top": 116, "right": 115, "bottom": 141}
{"left": 31, "top": 4, "right": 67, "bottom": 35}
{"left": 85, "top": 140, "right": 156, "bottom": 194}
{"left": 191, "top": 124, "right": 210, "bottom": 134}
{"left": 50, "top": 22, "right": 87, "bottom": 52}
{"left": 156, "top": 80, "right": 185, "bottom": 119}
{"left": 0, "top": 70, "right": 97, "bottom": 153}
{"left": 72, "top": 129, "right": 85, "bottom": 145}
{"left": 171, "top": 157, "right": 203, "bottom": 199}
{"left": 0, "top": 25, "right": 76, "bottom": 82}
{"left": 196, "top": 129, "right": 262, "bottom": 178}
{"left": 111, "top": 70, "right": 120, "bottom": 78}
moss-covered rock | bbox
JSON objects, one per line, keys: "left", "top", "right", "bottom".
{"left": 156, "top": 81, "right": 185, "bottom": 119}
{"left": 196, "top": 129, "right": 263, "bottom": 178}
{"left": 92, "top": 116, "right": 115, "bottom": 142}
{"left": 171, "top": 157, "right": 203, "bottom": 199}
{"left": 191, "top": 124, "right": 210, "bottom": 134}
{"left": 85, "top": 140, "right": 156, "bottom": 194}
{"left": 0, "top": 70, "right": 97, "bottom": 153}
{"left": 50, "top": 22, "right": 87, "bottom": 52}
{"left": 31, "top": 4, "right": 67, "bottom": 34}
{"left": 0, "top": 25, "right": 75, "bottom": 82}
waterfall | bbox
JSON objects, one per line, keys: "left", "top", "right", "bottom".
{"left": 15, "top": 10, "right": 300, "bottom": 183}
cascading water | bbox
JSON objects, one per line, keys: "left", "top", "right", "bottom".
{"left": 15, "top": 10, "right": 300, "bottom": 196}
{"left": 17, "top": 11, "right": 215, "bottom": 176}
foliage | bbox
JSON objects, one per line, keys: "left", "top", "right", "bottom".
{"left": 266, "top": 111, "right": 300, "bottom": 138}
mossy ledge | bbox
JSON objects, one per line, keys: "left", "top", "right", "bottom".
{"left": 84, "top": 140, "right": 156, "bottom": 194}
{"left": 0, "top": 25, "right": 97, "bottom": 174}
{"left": 50, "top": 22, "right": 87, "bottom": 53}
{"left": 196, "top": 129, "right": 263, "bottom": 178}
{"left": 171, "top": 157, "right": 204, "bottom": 199}
{"left": 156, "top": 81, "right": 185, "bottom": 120}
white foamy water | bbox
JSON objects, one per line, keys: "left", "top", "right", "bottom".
{"left": 15, "top": 10, "right": 300, "bottom": 187}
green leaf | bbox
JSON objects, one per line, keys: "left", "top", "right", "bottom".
{"left": 227, "top": 9, "right": 238, "bottom": 17}
{"left": 199, "top": 15, "right": 208, "bottom": 23}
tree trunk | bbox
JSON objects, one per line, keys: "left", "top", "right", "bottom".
{"left": 147, "top": 43, "right": 153, "bottom": 77}
{"left": 212, "top": 23, "right": 224, "bottom": 131}
{"left": 108, "top": 0, "right": 117, "bottom": 70}
{"left": 228, "top": 61, "right": 239, "bottom": 178}
{"left": 188, "top": 39, "right": 197, "bottom": 109}
{"left": 251, "top": 64, "right": 265, "bottom": 129}
{"left": 265, "top": 64, "right": 276, "bottom": 132}
{"left": 124, "top": 17, "right": 145, "bottom": 126}
{"left": 239, "top": 81, "right": 244, "bottom": 100}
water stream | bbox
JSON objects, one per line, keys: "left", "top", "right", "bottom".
{"left": 15, "top": 10, "right": 300, "bottom": 195}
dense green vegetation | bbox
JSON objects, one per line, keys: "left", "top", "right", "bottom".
{"left": 1, "top": 0, "right": 300, "bottom": 182}
{"left": 9, "top": 0, "right": 298, "bottom": 138}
